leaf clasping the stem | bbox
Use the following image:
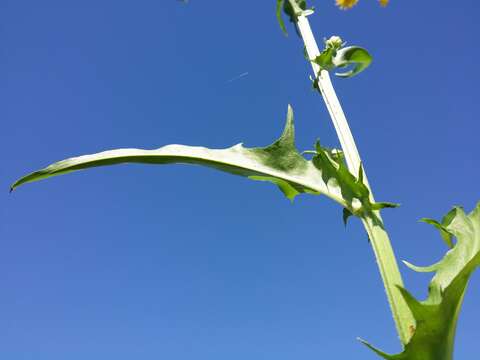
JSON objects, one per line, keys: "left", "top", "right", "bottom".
{"left": 361, "top": 203, "right": 480, "bottom": 360}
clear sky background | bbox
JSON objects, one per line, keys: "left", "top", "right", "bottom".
{"left": 1, "top": 1, "right": 479, "bottom": 359}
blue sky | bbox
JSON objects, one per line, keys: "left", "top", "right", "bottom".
{"left": 1, "top": 1, "right": 479, "bottom": 359}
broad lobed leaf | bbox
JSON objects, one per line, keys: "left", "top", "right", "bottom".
{"left": 362, "top": 203, "right": 480, "bottom": 360}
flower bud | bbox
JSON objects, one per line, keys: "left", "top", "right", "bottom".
{"left": 325, "top": 36, "right": 343, "bottom": 50}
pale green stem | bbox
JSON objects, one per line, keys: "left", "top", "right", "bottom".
{"left": 294, "top": 10, "right": 415, "bottom": 345}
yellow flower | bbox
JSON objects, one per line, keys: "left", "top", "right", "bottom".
{"left": 336, "top": 0, "right": 390, "bottom": 9}
{"left": 336, "top": 0, "right": 359, "bottom": 9}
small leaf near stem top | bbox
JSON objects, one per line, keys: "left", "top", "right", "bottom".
{"left": 276, "top": 0, "right": 288, "bottom": 35}
{"left": 311, "top": 36, "right": 372, "bottom": 79}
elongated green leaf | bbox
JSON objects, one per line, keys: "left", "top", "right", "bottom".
{"left": 361, "top": 203, "right": 480, "bottom": 360}
{"left": 10, "top": 107, "right": 339, "bottom": 201}
{"left": 276, "top": 0, "right": 288, "bottom": 35}
{"left": 12, "top": 106, "right": 324, "bottom": 200}
{"left": 11, "top": 105, "right": 395, "bottom": 223}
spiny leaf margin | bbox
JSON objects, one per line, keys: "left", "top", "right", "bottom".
{"left": 11, "top": 106, "right": 395, "bottom": 226}
{"left": 12, "top": 106, "right": 329, "bottom": 202}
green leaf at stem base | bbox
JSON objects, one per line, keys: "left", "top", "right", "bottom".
{"left": 362, "top": 203, "right": 480, "bottom": 360}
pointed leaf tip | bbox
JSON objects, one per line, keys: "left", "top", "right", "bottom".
{"left": 343, "top": 208, "right": 353, "bottom": 227}
{"left": 402, "top": 259, "right": 437, "bottom": 273}
{"left": 276, "top": 105, "right": 296, "bottom": 147}
{"left": 420, "top": 217, "right": 454, "bottom": 248}
{"left": 276, "top": 0, "right": 288, "bottom": 35}
{"left": 371, "top": 202, "right": 400, "bottom": 210}
{"left": 357, "top": 338, "right": 393, "bottom": 359}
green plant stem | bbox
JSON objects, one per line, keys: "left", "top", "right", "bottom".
{"left": 362, "top": 215, "right": 415, "bottom": 345}
{"left": 293, "top": 9, "right": 415, "bottom": 345}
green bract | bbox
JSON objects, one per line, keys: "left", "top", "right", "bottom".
{"left": 312, "top": 43, "right": 372, "bottom": 78}
{"left": 332, "top": 46, "right": 372, "bottom": 77}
